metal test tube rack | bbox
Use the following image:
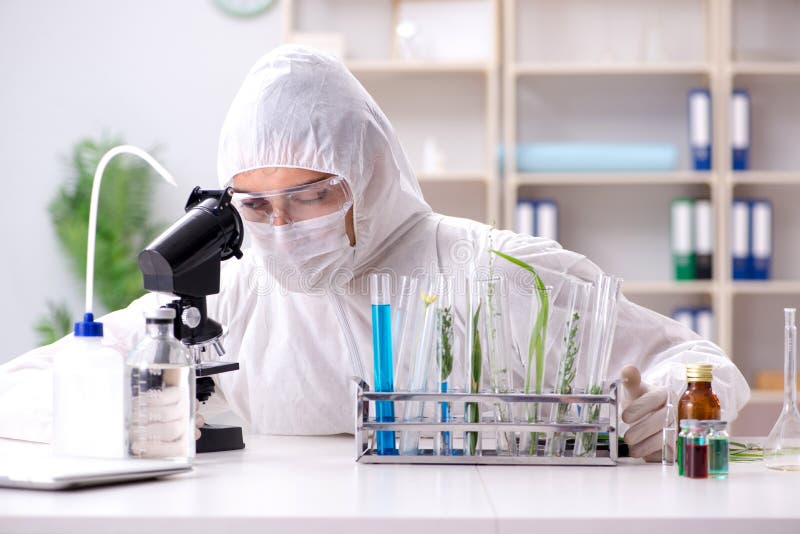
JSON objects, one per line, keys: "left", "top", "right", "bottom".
{"left": 354, "top": 379, "right": 619, "bottom": 466}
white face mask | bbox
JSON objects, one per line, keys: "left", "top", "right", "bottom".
{"left": 246, "top": 205, "right": 355, "bottom": 293}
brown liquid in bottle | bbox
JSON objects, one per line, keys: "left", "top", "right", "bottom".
{"left": 678, "top": 363, "right": 721, "bottom": 422}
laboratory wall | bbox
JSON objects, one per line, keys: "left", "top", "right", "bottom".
{"left": 0, "top": 0, "right": 283, "bottom": 361}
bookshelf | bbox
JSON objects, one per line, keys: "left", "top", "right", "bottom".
{"left": 504, "top": 0, "right": 800, "bottom": 433}
{"left": 283, "top": 0, "right": 800, "bottom": 433}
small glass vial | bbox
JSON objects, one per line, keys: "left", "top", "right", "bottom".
{"left": 662, "top": 400, "right": 677, "bottom": 466}
{"left": 707, "top": 420, "right": 729, "bottom": 479}
{"left": 678, "top": 363, "right": 722, "bottom": 422}
{"left": 685, "top": 421, "right": 709, "bottom": 479}
{"left": 677, "top": 419, "right": 696, "bottom": 477}
{"left": 126, "top": 307, "right": 196, "bottom": 461}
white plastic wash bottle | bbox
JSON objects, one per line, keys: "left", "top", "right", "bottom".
{"left": 53, "top": 313, "right": 126, "bottom": 458}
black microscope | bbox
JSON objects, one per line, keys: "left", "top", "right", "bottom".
{"left": 138, "top": 187, "right": 246, "bottom": 453}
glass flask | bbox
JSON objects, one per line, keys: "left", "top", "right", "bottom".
{"left": 126, "top": 308, "right": 195, "bottom": 461}
{"left": 678, "top": 363, "right": 721, "bottom": 422}
{"left": 764, "top": 308, "right": 800, "bottom": 471}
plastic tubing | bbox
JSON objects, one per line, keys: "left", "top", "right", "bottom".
{"left": 85, "top": 146, "right": 176, "bottom": 314}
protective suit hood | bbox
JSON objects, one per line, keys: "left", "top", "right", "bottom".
{"left": 217, "top": 45, "right": 432, "bottom": 273}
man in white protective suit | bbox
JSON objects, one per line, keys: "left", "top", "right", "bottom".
{"left": 0, "top": 46, "right": 749, "bottom": 461}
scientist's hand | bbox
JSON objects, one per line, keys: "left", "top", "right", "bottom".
{"left": 620, "top": 365, "right": 669, "bottom": 462}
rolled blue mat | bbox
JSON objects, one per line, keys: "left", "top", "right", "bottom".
{"left": 498, "top": 143, "right": 678, "bottom": 173}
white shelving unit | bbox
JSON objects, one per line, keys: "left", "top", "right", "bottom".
{"left": 282, "top": 0, "right": 500, "bottom": 224}
{"left": 282, "top": 0, "right": 800, "bottom": 434}
{"left": 725, "top": 0, "right": 800, "bottom": 434}
{"left": 504, "top": 0, "right": 800, "bottom": 434}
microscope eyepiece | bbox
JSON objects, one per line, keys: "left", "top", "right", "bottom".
{"left": 138, "top": 188, "right": 243, "bottom": 297}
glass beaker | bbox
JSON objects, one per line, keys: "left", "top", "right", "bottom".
{"left": 763, "top": 308, "right": 800, "bottom": 471}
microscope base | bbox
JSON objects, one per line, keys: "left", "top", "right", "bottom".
{"left": 196, "top": 424, "right": 245, "bottom": 453}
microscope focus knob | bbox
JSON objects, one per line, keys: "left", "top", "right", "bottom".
{"left": 182, "top": 306, "right": 202, "bottom": 329}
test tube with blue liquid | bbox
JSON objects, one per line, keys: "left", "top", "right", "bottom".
{"left": 370, "top": 273, "right": 398, "bottom": 455}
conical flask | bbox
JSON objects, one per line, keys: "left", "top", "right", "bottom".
{"left": 763, "top": 308, "right": 800, "bottom": 471}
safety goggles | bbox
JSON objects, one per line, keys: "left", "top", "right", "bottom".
{"left": 232, "top": 175, "right": 353, "bottom": 225}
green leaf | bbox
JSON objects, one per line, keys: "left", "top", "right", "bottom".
{"left": 34, "top": 301, "right": 73, "bottom": 346}
{"left": 490, "top": 249, "right": 552, "bottom": 455}
{"left": 489, "top": 249, "right": 550, "bottom": 393}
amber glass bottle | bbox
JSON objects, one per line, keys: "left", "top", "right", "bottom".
{"left": 678, "top": 363, "right": 722, "bottom": 422}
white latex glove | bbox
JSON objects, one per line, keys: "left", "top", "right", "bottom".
{"left": 129, "top": 369, "right": 202, "bottom": 458}
{"left": 620, "top": 365, "right": 669, "bottom": 462}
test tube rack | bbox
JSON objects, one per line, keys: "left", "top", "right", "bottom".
{"left": 353, "top": 378, "right": 619, "bottom": 465}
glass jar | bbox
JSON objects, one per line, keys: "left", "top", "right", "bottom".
{"left": 707, "top": 420, "right": 729, "bottom": 479}
{"left": 126, "top": 307, "right": 196, "bottom": 461}
{"left": 678, "top": 363, "right": 721, "bottom": 422}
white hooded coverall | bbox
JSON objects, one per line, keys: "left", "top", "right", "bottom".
{"left": 0, "top": 46, "right": 749, "bottom": 443}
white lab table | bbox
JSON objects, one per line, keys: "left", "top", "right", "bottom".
{"left": 0, "top": 434, "right": 797, "bottom": 534}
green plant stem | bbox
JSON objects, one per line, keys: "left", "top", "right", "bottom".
{"left": 467, "top": 304, "right": 482, "bottom": 455}
{"left": 490, "top": 249, "right": 550, "bottom": 455}
{"left": 556, "top": 313, "right": 580, "bottom": 421}
{"left": 577, "top": 384, "right": 603, "bottom": 456}
{"left": 439, "top": 306, "right": 453, "bottom": 382}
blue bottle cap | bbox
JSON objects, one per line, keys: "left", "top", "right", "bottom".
{"left": 74, "top": 312, "right": 104, "bottom": 337}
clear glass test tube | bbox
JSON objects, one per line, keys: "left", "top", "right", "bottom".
{"left": 370, "top": 273, "right": 397, "bottom": 456}
{"left": 469, "top": 276, "right": 518, "bottom": 456}
{"left": 575, "top": 274, "right": 622, "bottom": 458}
{"left": 399, "top": 274, "right": 446, "bottom": 455}
{"left": 545, "top": 279, "right": 591, "bottom": 457}
{"left": 435, "top": 275, "right": 456, "bottom": 456}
